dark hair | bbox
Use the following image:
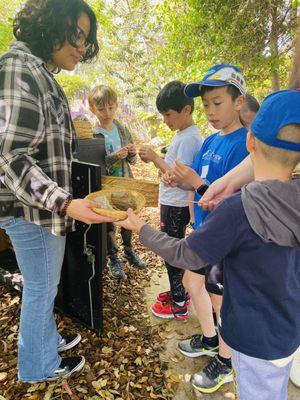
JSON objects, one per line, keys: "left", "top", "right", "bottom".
{"left": 244, "top": 93, "right": 260, "bottom": 112}
{"left": 156, "top": 81, "right": 194, "bottom": 113}
{"left": 13, "top": 0, "right": 99, "bottom": 63}
{"left": 200, "top": 85, "right": 242, "bottom": 101}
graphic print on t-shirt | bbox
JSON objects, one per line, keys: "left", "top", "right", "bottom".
{"left": 97, "top": 126, "right": 123, "bottom": 176}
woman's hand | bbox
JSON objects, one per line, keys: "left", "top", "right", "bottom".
{"left": 115, "top": 208, "right": 147, "bottom": 233}
{"left": 66, "top": 199, "right": 117, "bottom": 224}
{"left": 114, "top": 147, "right": 128, "bottom": 159}
{"left": 173, "top": 160, "right": 203, "bottom": 188}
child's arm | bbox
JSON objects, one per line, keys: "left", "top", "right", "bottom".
{"left": 139, "top": 145, "right": 172, "bottom": 173}
{"left": 199, "top": 155, "right": 253, "bottom": 211}
{"left": 173, "top": 159, "right": 204, "bottom": 189}
{"left": 116, "top": 210, "right": 207, "bottom": 270}
{"left": 117, "top": 198, "right": 238, "bottom": 272}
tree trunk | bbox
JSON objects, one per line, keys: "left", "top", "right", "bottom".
{"left": 289, "top": 6, "right": 300, "bottom": 89}
{"left": 270, "top": 2, "right": 280, "bottom": 91}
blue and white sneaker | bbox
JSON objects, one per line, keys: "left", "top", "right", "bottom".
{"left": 27, "top": 356, "right": 85, "bottom": 383}
{"left": 58, "top": 333, "right": 81, "bottom": 352}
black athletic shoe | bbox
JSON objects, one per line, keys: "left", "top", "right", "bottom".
{"left": 108, "top": 257, "right": 126, "bottom": 279}
{"left": 123, "top": 248, "right": 147, "bottom": 269}
{"left": 58, "top": 333, "right": 81, "bottom": 352}
{"left": 28, "top": 356, "right": 85, "bottom": 383}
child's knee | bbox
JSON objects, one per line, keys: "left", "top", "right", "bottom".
{"left": 183, "top": 270, "right": 205, "bottom": 292}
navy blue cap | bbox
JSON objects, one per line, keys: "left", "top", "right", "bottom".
{"left": 251, "top": 89, "right": 300, "bottom": 152}
{"left": 184, "top": 64, "right": 246, "bottom": 98}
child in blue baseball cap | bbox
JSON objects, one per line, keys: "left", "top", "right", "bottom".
{"left": 116, "top": 88, "right": 300, "bottom": 400}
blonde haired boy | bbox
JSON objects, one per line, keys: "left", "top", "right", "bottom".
{"left": 89, "top": 85, "right": 146, "bottom": 279}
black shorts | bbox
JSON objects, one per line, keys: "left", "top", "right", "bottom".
{"left": 192, "top": 263, "right": 223, "bottom": 296}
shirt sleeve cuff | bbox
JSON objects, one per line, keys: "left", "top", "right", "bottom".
{"left": 139, "top": 224, "right": 153, "bottom": 243}
{"left": 44, "top": 185, "right": 72, "bottom": 214}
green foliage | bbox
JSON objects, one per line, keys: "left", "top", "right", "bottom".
{"left": 56, "top": 73, "right": 90, "bottom": 101}
{"left": 153, "top": 0, "right": 298, "bottom": 97}
{"left": 0, "top": 0, "right": 298, "bottom": 141}
{"left": 0, "top": 0, "right": 20, "bottom": 55}
{"left": 84, "top": 0, "right": 164, "bottom": 108}
{"left": 0, "top": 20, "right": 13, "bottom": 54}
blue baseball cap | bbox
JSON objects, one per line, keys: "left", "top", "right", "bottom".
{"left": 251, "top": 89, "right": 300, "bottom": 152}
{"left": 184, "top": 64, "right": 246, "bottom": 98}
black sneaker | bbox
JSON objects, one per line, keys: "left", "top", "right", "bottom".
{"left": 28, "top": 356, "right": 85, "bottom": 383}
{"left": 191, "top": 355, "right": 233, "bottom": 393}
{"left": 58, "top": 333, "right": 81, "bottom": 352}
{"left": 107, "top": 257, "right": 126, "bottom": 279}
{"left": 123, "top": 248, "right": 147, "bottom": 269}
{"left": 178, "top": 334, "right": 218, "bottom": 358}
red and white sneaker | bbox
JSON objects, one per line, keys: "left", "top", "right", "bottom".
{"left": 156, "top": 290, "right": 192, "bottom": 306}
{"left": 151, "top": 301, "right": 188, "bottom": 320}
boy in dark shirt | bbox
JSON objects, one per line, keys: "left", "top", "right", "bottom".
{"left": 117, "top": 89, "right": 300, "bottom": 399}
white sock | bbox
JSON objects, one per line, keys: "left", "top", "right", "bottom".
{"left": 174, "top": 301, "right": 185, "bottom": 307}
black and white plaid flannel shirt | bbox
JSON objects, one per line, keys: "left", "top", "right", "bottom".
{"left": 0, "top": 41, "right": 75, "bottom": 236}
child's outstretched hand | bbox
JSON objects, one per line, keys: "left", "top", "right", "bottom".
{"left": 115, "top": 209, "right": 147, "bottom": 232}
{"left": 173, "top": 160, "right": 203, "bottom": 188}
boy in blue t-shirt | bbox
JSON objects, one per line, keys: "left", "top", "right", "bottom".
{"left": 163, "top": 64, "right": 249, "bottom": 392}
{"left": 117, "top": 89, "right": 300, "bottom": 400}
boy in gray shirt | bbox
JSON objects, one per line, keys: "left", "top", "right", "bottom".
{"left": 139, "top": 81, "right": 203, "bottom": 319}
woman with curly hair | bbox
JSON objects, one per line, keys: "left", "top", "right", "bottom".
{"left": 0, "top": 0, "right": 115, "bottom": 383}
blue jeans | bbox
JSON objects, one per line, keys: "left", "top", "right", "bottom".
{"left": 232, "top": 349, "right": 292, "bottom": 400}
{"left": 0, "top": 218, "right": 66, "bottom": 382}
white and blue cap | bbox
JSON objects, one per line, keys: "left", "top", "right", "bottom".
{"left": 184, "top": 64, "right": 246, "bottom": 98}
{"left": 251, "top": 89, "right": 300, "bottom": 152}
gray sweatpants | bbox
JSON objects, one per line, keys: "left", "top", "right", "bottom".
{"left": 232, "top": 350, "right": 292, "bottom": 400}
